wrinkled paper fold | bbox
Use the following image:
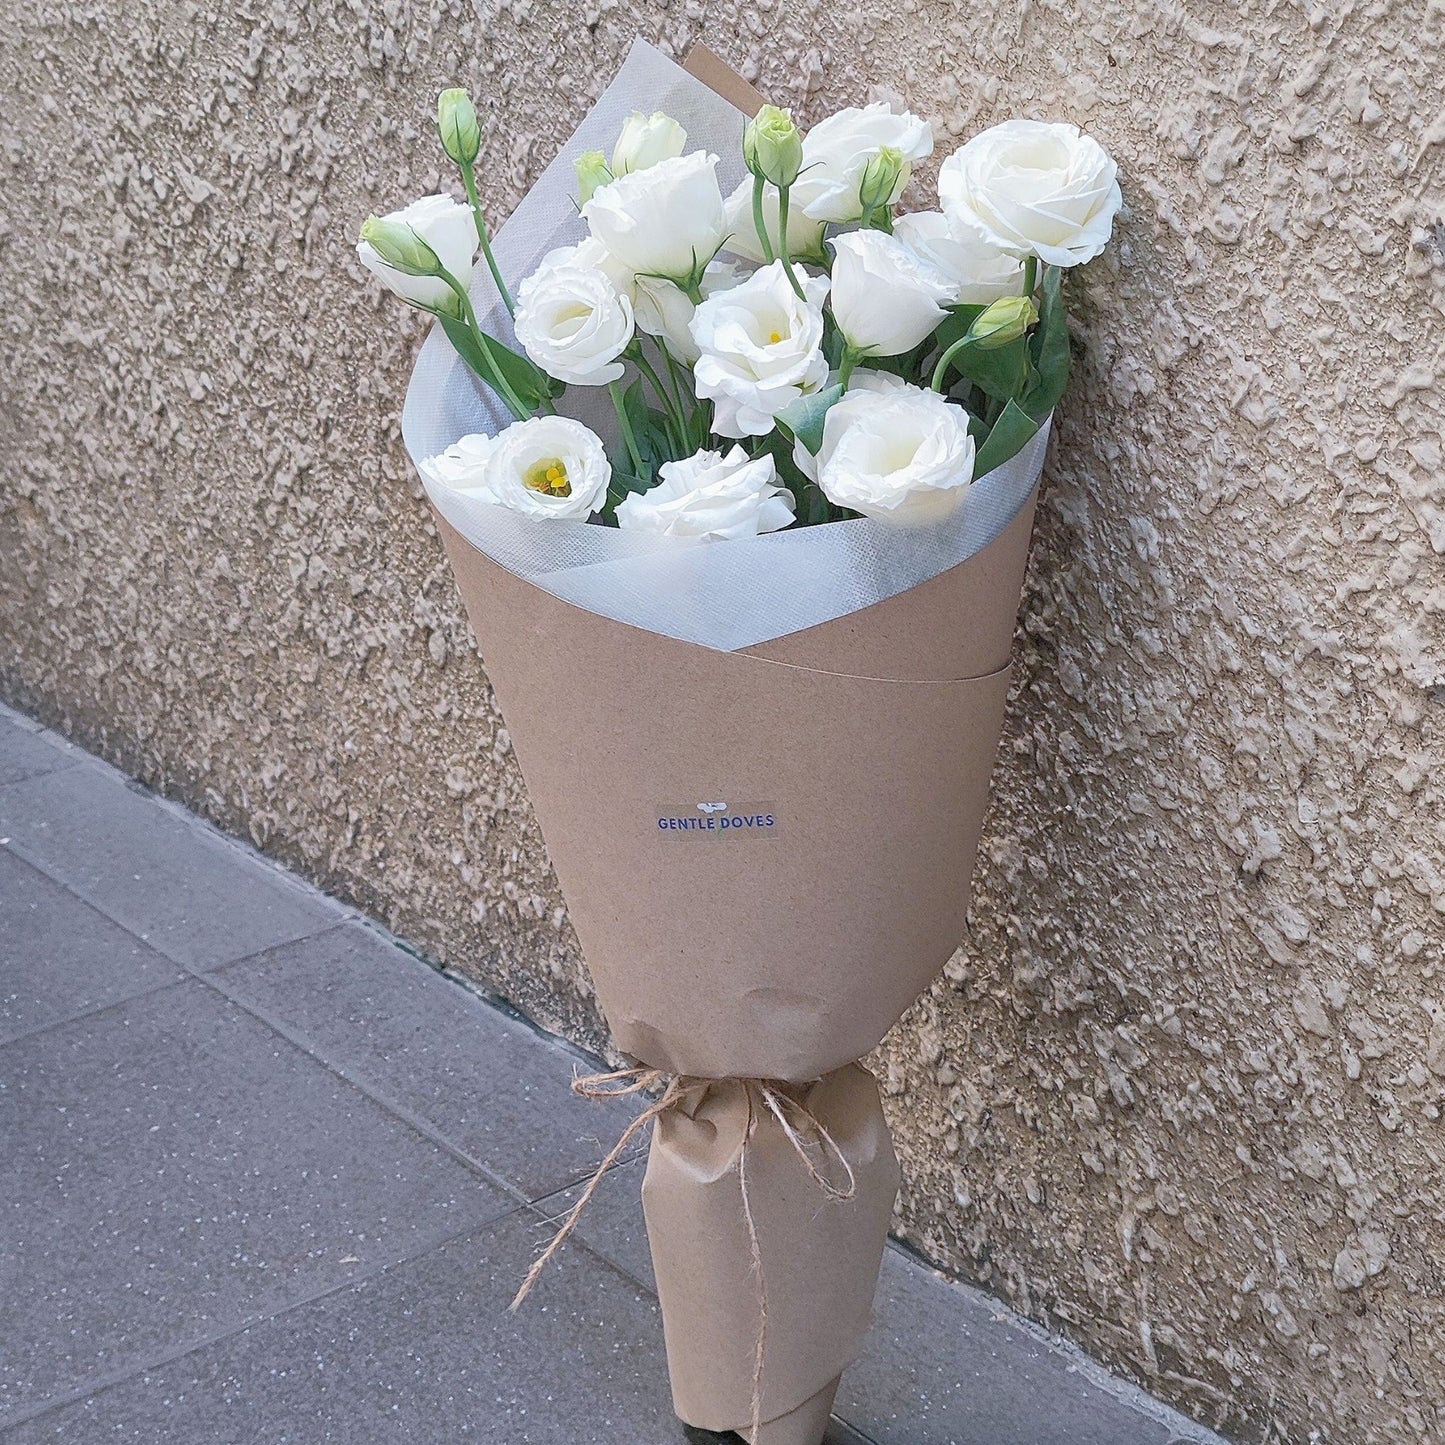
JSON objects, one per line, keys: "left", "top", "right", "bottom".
{"left": 643, "top": 1065, "right": 899, "bottom": 1440}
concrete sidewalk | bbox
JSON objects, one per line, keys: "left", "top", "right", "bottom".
{"left": 0, "top": 702, "right": 1222, "bottom": 1445}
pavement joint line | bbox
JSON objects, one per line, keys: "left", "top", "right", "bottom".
{"left": 0, "top": 907, "right": 355, "bottom": 1051}
{"left": 1, "top": 733, "right": 358, "bottom": 930}
{"left": 0, "top": 828, "right": 347, "bottom": 976}
{"left": 198, "top": 966, "right": 550, "bottom": 1208}
{"left": 0, "top": 1195, "right": 542, "bottom": 1435}
{"left": 0, "top": 970, "right": 189, "bottom": 1052}
{"left": 344, "top": 909, "right": 627, "bottom": 1086}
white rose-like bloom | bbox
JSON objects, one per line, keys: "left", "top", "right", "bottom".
{"left": 418, "top": 433, "right": 497, "bottom": 493}
{"left": 720, "top": 178, "right": 828, "bottom": 265}
{"left": 611, "top": 111, "right": 687, "bottom": 176}
{"left": 809, "top": 383, "right": 977, "bottom": 525}
{"left": 893, "top": 210, "right": 1025, "bottom": 305}
{"left": 355, "top": 194, "right": 477, "bottom": 311}
{"left": 690, "top": 261, "right": 830, "bottom": 438}
{"left": 792, "top": 103, "right": 934, "bottom": 223}
{"left": 514, "top": 246, "right": 635, "bottom": 386}
{"left": 632, "top": 258, "right": 745, "bottom": 366}
{"left": 582, "top": 151, "right": 728, "bottom": 282}
{"left": 616, "top": 446, "right": 795, "bottom": 541}
{"left": 938, "top": 119, "right": 1122, "bottom": 267}
{"left": 422, "top": 417, "right": 609, "bottom": 521}
{"left": 829, "top": 230, "right": 953, "bottom": 358}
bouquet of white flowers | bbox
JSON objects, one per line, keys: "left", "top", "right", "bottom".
{"left": 364, "top": 59, "right": 1117, "bottom": 553}
{"left": 360, "top": 41, "right": 1119, "bottom": 1445}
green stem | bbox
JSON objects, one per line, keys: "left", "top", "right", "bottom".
{"left": 837, "top": 343, "right": 864, "bottom": 390}
{"left": 751, "top": 174, "right": 777, "bottom": 264}
{"left": 630, "top": 345, "right": 685, "bottom": 443}
{"left": 608, "top": 380, "right": 646, "bottom": 476}
{"left": 460, "top": 160, "right": 515, "bottom": 318}
{"left": 440, "top": 271, "right": 531, "bottom": 420}
{"left": 653, "top": 333, "right": 704, "bottom": 450}
{"left": 776, "top": 185, "right": 806, "bottom": 301}
{"left": 1022, "top": 255, "right": 1038, "bottom": 299}
{"left": 655, "top": 336, "right": 692, "bottom": 419}
{"left": 930, "top": 334, "right": 978, "bottom": 393}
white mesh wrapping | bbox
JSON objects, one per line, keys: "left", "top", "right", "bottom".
{"left": 400, "top": 40, "right": 1049, "bottom": 654}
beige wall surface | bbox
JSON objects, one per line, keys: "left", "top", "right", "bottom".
{"left": 2, "top": 1, "right": 1442, "bottom": 1440}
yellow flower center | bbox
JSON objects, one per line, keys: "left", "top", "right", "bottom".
{"left": 768, "top": 329, "right": 782, "bottom": 344}
{"left": 525, "top": 458, "right": 572, "bottom": 497}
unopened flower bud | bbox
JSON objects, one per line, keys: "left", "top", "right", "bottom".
{"left": 858, "top": 145, "right": 908, "bottom": 216}
{"left": 611, "top": 111, "right": 687, "bottom": 177}
{"left": 969, "top": 294, "right": 1039, "bottom": 349}
{"left": 358, "top": 215, "right": 442, "bottom": 277}
{"left": 436, "top": 88, "right": 482, "bottom": 167}
{"left": 574, "top": 149, "right": 612, "bottom": 204}
{"left": 743, "top": 104, "right": 803, "bottom": 189}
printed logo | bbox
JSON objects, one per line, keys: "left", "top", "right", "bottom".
{"left": 654, "top": 801, "right": 779, "bottom": 840}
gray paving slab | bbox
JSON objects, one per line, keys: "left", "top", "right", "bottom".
{"left": 0, "top": 978, "right": 513, "bottom": 1424}
{"left": 527, "top": 1154, "right": 655, "bottom": 1292}
{"left": 210, "top": 921, "right": 647, "bottom": 1199}
{"left": 0, "top": 716, "right": 77, "bottom": 788}
{"left": 0, "top": 848, "right": 185, "bottom": 1043}
{"left": 0, "top": 1213, "right": 678, "bottom": 1445}
{"left": 0, "top": 703, "right": 1225, "bottom": 1445}
{"left": 0, "top": 765, "right": 342, "bottom": 970}
{"left": 837, "top": 1247, "right": 1217, "bottom": 1445}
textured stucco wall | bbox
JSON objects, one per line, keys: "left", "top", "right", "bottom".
{"left": 2, "top": 2, "right": 1443, "bottom": 1440}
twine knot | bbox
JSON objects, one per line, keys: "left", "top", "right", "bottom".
{"left": 510, "top": 1065, "right": 859, "bottom": 1442}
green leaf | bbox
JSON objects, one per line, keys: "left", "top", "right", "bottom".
{"left": 974, "top": 399, "right": 1039, "bottom": 479}
{"left": 948, "top": 333, "right": 1031, "bottom": 403}
{"left": 774, "top": 383, "right": 844, "bottom": 458}
{"left": 598, "top": 463, "right": 654, "bottom": 526}
{"left": 1022, "top": 265, "right": 1070, "bottom": 424}
{"left": 930, "top": 303, "right": 988, "bottom": 358}
{"left": 622, "top": 377, "right": 681, "bottom": 467}
{"left": 436, "top": 313, "right": 560, "bottom": 414}
{"left": 608, "top": 465, "right": 653, "bottom": 496}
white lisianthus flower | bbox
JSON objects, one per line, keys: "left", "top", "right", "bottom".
{"left": 938, "top": 119, "right": 1122, "bottom": 267}
{"left": 582, "top": 152, "right": 728, "bottom": 283}
{"left": 616, "top": 446, "right": 795, "bottom": 541}
{"left": 804, "top": 383, "right": 977, "bottom": 525}
{"left": 690, "top": 261, "right": 830, "bottom": 438}
{"left": 565, "top": 234, "right": 637, "bottom": 293}
{"left": 632, "top": 258, "right": 745, "bottom": 366}
{"left": 721, "top": 178, "right": 827, "bottom": 265}
{"left": 420, "top": 417, "right": 610, "bottom": 521}
{"left": 514, "top": 245, "right": 635, "bottom": 385}
{"left": 829, "top": 230, "right": 953, "bottom": 358}
{"left": 893, "top": 210, "right": 1025, "bottom": 305}
{"left": 611, "top": 111, "right": 687, "bottom": 176}
{"left": 355, "top": 195, "right": 477, "bottom": 312}
{"left": 418, "top": 432, "right": 496, "bottom": 492}
{"left": 792, "top": 103, "right": 934, "bottom": 223}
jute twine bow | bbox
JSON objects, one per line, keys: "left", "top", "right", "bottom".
{"left": 511, "top": 1065, "right": 859, "bottom": 1443}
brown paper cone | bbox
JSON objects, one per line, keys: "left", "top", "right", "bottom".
{"left": 434, "top": 493, "right": 1036, "bottom": 1080}
{"left": 641, "top": 1064, "right": 899, "bottom": 1439}
{"left": 680, "top": 42, "right": 769, "bottom": 116}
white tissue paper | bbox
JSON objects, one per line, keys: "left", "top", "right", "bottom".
{"left": 401, "top": 40, "right": 1049, "bottom": 655}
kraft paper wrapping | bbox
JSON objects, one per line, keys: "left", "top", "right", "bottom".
{"left": 642, "top": 1064, "right": 899, "bottom": 1442}
{"left": 401, "top": 40, "right": 1050, "bottom": 1445}
{"left": 436, "top": 508, "right": 1030, "bottom": 1080}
